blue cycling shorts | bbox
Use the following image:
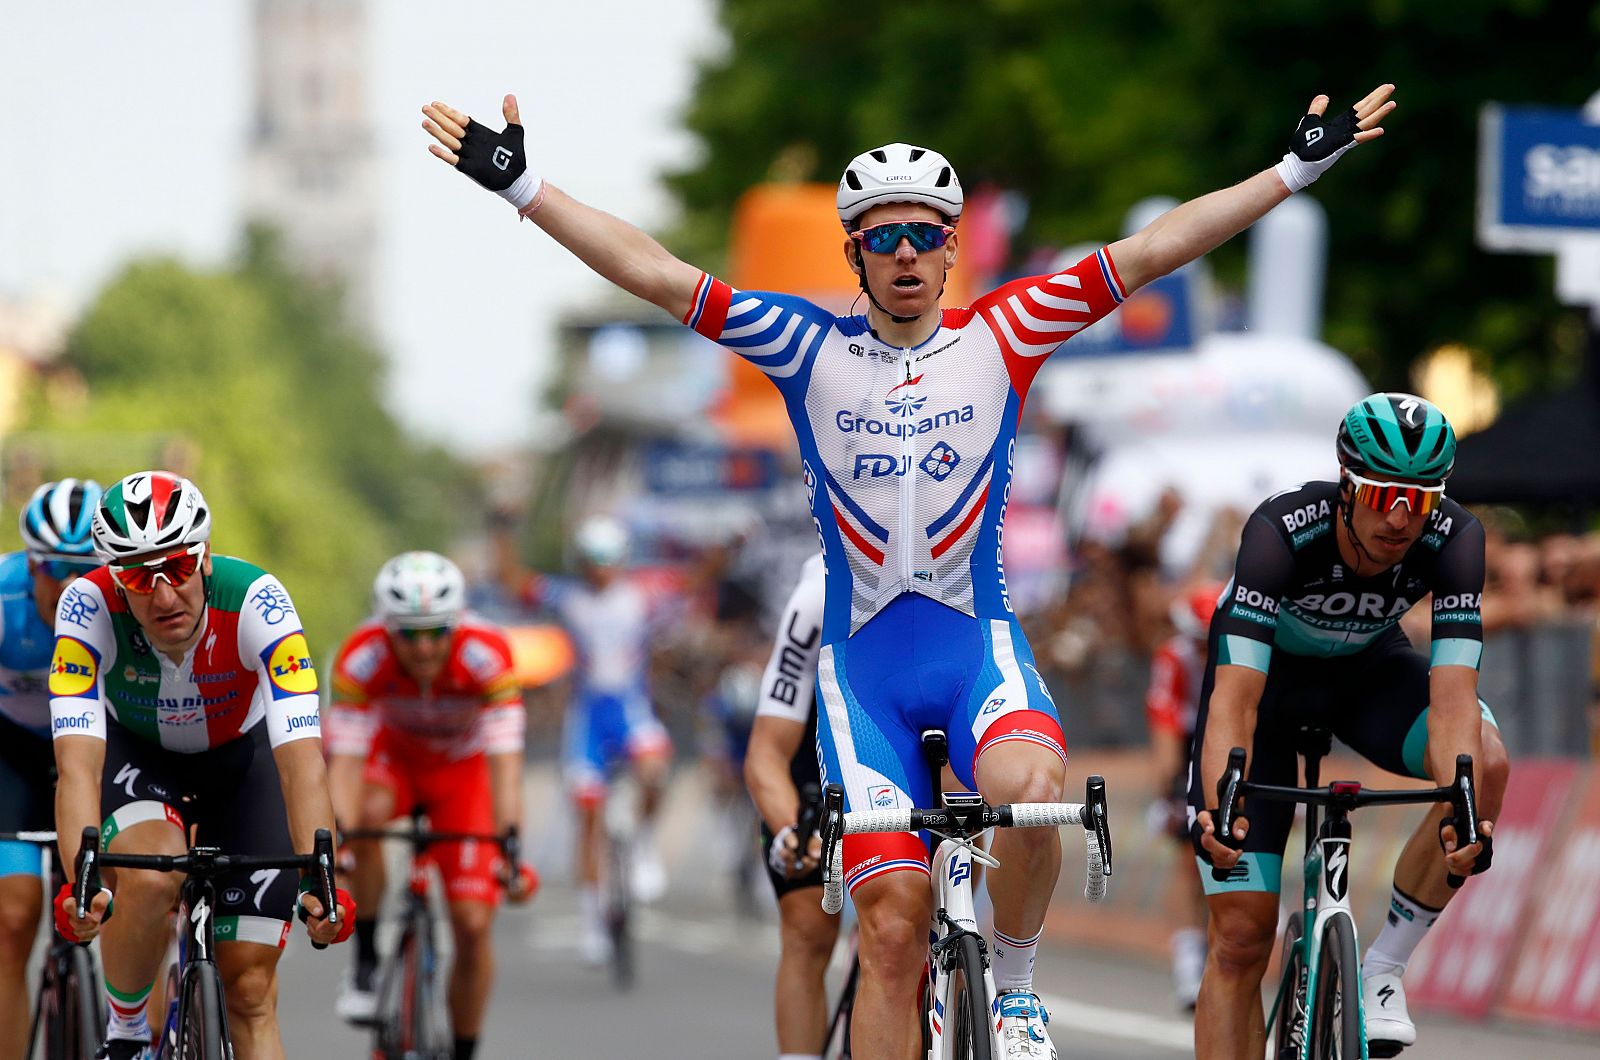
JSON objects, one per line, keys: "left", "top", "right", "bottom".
{"left": 561, "top": 688, "right": 670, "bottom": 806}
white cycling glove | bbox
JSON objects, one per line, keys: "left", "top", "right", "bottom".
{"left": 768, "top": 825, "right": 800, "bottom": 877}
{"left": 1274, "top": 106, "right": 1362, "bottom": 193}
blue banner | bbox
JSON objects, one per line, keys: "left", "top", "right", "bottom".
{"left": 643, "top": 443, "right": 778, "bottom": 494}
{"left": 1480, "top": 105, "right": 1600, "bottom": 248}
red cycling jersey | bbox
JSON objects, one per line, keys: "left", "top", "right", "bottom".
{"left": 325, "top": 615, "right": 524, "bottom": 764}
{"left": 1146, "top": 634, "right": 1204, "bottom": 740}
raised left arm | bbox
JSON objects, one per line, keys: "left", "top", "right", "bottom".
{"left": 1108, "top": 84, "right": 1395, "bottom": 293}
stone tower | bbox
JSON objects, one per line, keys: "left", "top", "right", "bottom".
{"left": 242, "top": 0, "right": 377, "bottom": 330}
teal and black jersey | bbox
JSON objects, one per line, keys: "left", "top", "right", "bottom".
{"left": 1214, "top": 481, "right": 1485, "bottom": 673}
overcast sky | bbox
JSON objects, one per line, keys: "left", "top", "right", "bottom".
{"left": 0, "top": 0, "right": 718, "bottom": 453}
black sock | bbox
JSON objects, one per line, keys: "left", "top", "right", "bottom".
{"left": 354, "top": 918, "right": 379, "bottom": 978}
{"left": 454, "top": 1037, "right": 477, "bottom": 1060}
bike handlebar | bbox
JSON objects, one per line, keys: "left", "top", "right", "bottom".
{"left": 1210, "top": 748, "right": 1482, "bottom": 888}
{"left": 74, "top": 827, "right": 340, "bottom": 947}
{"left": 819, "top": 776, "right": 1113, "bottom": 915}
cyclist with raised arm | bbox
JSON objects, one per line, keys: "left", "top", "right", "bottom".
{"left": 744, "top": 554, "right": 837, "bottom": 1060}
{"left": 424, "top": 83, "right": 1395, "bottom": 1059}
{"left": 327, "top": 551, "right": 535, "bottom": 1060}
{"left": 49, "top": 472, "right": 354, "bottom": 1060}
{"left": 1190, "top": 394, "right": 1508, "bottom": 1059}
{"left": 493, "top": 514, "right": 672, "bottom": 963}
{"left": 0, "top": 479, "right": 101, "bottom": 1060}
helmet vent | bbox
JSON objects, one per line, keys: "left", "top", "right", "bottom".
{"left": 908, "top": 148, "right": 925, "bottom": 162}
{"left": 845, "top": 170, "right": 862, "bottom": 191}
{"left": 870, "top": 149, "right": 887, "bottom": 163}
{"left": 935, "top": 167, "right": 952, "bottom": 187}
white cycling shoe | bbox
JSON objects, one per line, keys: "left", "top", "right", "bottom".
{"left": 335, "top": 966, "right": 378, "bottom": 1025}
{"left": 631, "top": 848, "right": 668, "bottom": 904}
{"left": 1362, "top": 970, "right": 1417, "bottom": 1053}
{"left": 996, "top": 991, "right": 1058, "bottom": 1060}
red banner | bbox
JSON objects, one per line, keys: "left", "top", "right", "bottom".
{"left": 1501, "top": 767, "right": 1600, "bottom": 1031}
{"left": 1406, "top": 758, "right": 1581, "bottom": 1018}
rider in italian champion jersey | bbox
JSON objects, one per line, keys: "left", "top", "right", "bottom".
{"left": 424, "top": 81, "right": 1397, "bottom": 1060}
{"left": 1190, "top": 395, "right": 1506, "bottom": 1059}
{"left": 49, "top": 471, "right": 352, "bottom": 1060}
{"left": 327, "top": 551, "right": 534, "bottom": 1060}
{"left": 0, "top": 479, "right": 101, "bottom": 1057}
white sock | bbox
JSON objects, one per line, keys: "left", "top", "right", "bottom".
{"left": 580, "top": 884, "right": 603, "bottom": 928}
{"left": 1364, "top": 885, "right": 1442, "bottom": 975}
{"left": 1171, "top": 926, "right": 1206, "bottom": 960}
{"left": 992, "top": 925, "right": 1042, "bottom": 994}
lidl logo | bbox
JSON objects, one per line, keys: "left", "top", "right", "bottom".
{"left": 267, "top": 633, "right": 317, "bottom": 695}
{"left": 49, "top": 638, "right": 98, "bottom": 697}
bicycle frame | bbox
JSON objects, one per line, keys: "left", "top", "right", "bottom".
{"left": 926, "top": 827, "right": 1001, "bottom": 1057}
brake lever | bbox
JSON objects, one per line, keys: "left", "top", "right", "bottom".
{"left": 1444, "top": 754, "right": 1479, "bottom": 890}
{"left": 1086, "top": 775, "right": 1113, "bottom": 877}
{"left": 1211, "top": 747, "right": 1247, "bottom": 883}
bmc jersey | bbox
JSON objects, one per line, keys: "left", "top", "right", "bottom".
{"left": 756, "top": 555, "right": 825, "bottom": 790}
{"left": 1213, "top": 481, "right": 1486, "bottom": 673}
{"left": 325, "top": 617, "right": 523, "bottom": 761}
{"left": 684, "top": 249, "right": 1125, "bottom": 643}
{"left": 48, "top": 557, "right": 321, "bottom": 752}
{"left": 0, "top": 552, "right": 59, "bottom": 735}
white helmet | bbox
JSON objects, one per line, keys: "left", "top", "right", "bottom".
{"left": 92, "top": 471, "right": 211, "bottom": 561}
{"left": 836, "top": 143, "right": 963, "bottom": 231}
{"left": 373, "top": 551, "right": 466, "bottom": 628}
{"left": 573, "top": 515, "right": 629, "bottom": 568}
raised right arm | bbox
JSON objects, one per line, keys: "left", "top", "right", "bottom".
{"left": 422, "top": 95, "right": 702, "bottom": 321}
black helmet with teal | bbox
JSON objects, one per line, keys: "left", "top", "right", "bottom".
{"left": 1335, "top": 393, "right": 1456, "bottom": 484}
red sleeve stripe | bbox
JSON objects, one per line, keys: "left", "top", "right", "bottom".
{"left": 684, "top": 273, "right": 734, "bottom": 338}
{"left": 1097, "top": 247, "right": 1128, "bottom": 303}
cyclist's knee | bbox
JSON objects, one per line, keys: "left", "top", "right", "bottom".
{"left": 0, "top": 898, "right": 38, "bottom": 961}
{"left": 778, "top": 895, "right": 838, "bottom": 966}
{"left": 854, "top": 874, "right": 931, "bottom": 974}
{"left": 1206, "top": 894, "right": 1277, "bottom": 979}
{"left": 449, "top": 901, "right": 494, "bottom": 948}
{"left": 976, "top": 743, "right": 1065, "bottom": 804}
{"left": 114, "top": 866, "right": 182, "bottom": 912}
{"left": 221, "top": 952, "right": 279, "bottom": 1023}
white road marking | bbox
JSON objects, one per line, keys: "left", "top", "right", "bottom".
{"left": 1038, "top": 993, "right": 1192, "bottom": 1051}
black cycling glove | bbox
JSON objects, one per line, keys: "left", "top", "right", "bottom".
{"left": 1275, "top": 106, "right": 1362, "bottom": 192}
{"left": 456, "top": 118, "right": 541, "bottom": 209}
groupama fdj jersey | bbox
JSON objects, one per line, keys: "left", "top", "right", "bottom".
{"left": 48, "top": 557, "right": 322, "bottom": 752}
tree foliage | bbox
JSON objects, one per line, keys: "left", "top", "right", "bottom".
{"left": 16, "top": 232, "right": 479, "bottom": 650}
{"left": 666, "top": 0, "right": 1600, "bottom": 392}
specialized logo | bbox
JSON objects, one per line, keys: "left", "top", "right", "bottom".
{"left": 1377, "top": 983, "right": 1396, "bottom": 1007}
{"left": 853, "top": 453, "right": 909, "bottom": 479}
{"left": 114, "top": 763, "right": 141, "bottom": 800}
{"left": 266, "top": 633, "right": 317, "bottom": 695}
{"left": 49, "top": 638, "right": 98, "bottom": 697}
{"left": 868, "top": 784, "right": 898, "bottom": 809}
{"left": 920, "top": 442, "right": 960, "bottom": 482}
{"left": 57, "top": 586, "right": 100, "bottom": 629}
{"left": 1398, "top": 396, "right": 1422, "bottom": 426}
{"left": 884, "top": 375, "right": 927, "bottom": 418}
{"left": 1324, "top": 841, "right": 1349, "bottom": 901}
{"left": 492, "top": 145, "right": 512, "bottom": 171}
{"left": 250, "top": 869, "right": 280, "bottom": 910}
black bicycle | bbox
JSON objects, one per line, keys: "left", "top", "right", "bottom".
{"left": 73, "top": 826, "right": 337, "bottom": 1060}
{"left": 344, "top": 810, "right": 525, "bottom": 1060}
{"left": 1212, "top": 728, "right": 1486, "bottom": 1060}
{"left": 0, "top": 830, "right": 106, "bottom": 1060}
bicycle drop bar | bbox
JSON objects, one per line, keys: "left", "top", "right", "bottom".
{"left": 74, "top": 827, "right": 341, "bottom": 945}
{"left": 820, "top": 776, "right": 1112, "bottom": 915}
{"left": 1210, "top": 748, "right": 1483, "bottom": 888}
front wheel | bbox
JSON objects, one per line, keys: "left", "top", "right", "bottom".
{"left": 948, "top": 934, "right": 994, "bottom": 1060}
{"left": 1271, "top": 913, "right": 1308, "bottom": 1060}
{"left": 1309, "top": 914, "right": 1362, "bottom": 1060}
{"left": 66, "top": 945, "right": 105, "bottom": 1058}
{"left": 176, "top": 961, "right": 231, "bottom": 1060}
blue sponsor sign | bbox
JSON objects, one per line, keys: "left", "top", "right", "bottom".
{"left": 1479, "top": 105, "right": 1600, "bottom": 250}
{"left": 643, "top": 443, "right": 778, "bottom": 494}
{"left": 1056, "top": 270, "right": 1197, "bottom": 358}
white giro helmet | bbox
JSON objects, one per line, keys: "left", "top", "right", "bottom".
{"left": 373, "top": 551, "right": 466, "bottom": 628}
{"left": 836, "top": 143, "right": 963, "bottom": 231}
{"left": 573, "top": 515, "right": 629, "bottom": 568}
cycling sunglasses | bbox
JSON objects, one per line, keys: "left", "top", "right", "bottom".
{"left": 1346, "top": 470, "right": 1445, "bottom": 516}
{"left": 28, "top": 555, "right": 99, "bottom": 581}
{"left": 390, "top": 624, "right": 456, "bottom": 644}
{"left": 109, "top": 541, "right": 206, "bottom": 595}
{"left": 851, "top": 220, "right": 954, "bottom": 255}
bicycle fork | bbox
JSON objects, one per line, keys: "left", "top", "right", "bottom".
{"left": 1284, "top": 819, "right": 1365, "bottom": 1060}
{"left": 926, "top": 841, "right": 1000, "bottom": 1058}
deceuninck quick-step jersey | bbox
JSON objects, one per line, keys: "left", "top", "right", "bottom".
{"left": 684, "top": 249, "right": 1126, "bottom": 644}
{"left": 48, "top": 557, "right": 322, "bottom": 752}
